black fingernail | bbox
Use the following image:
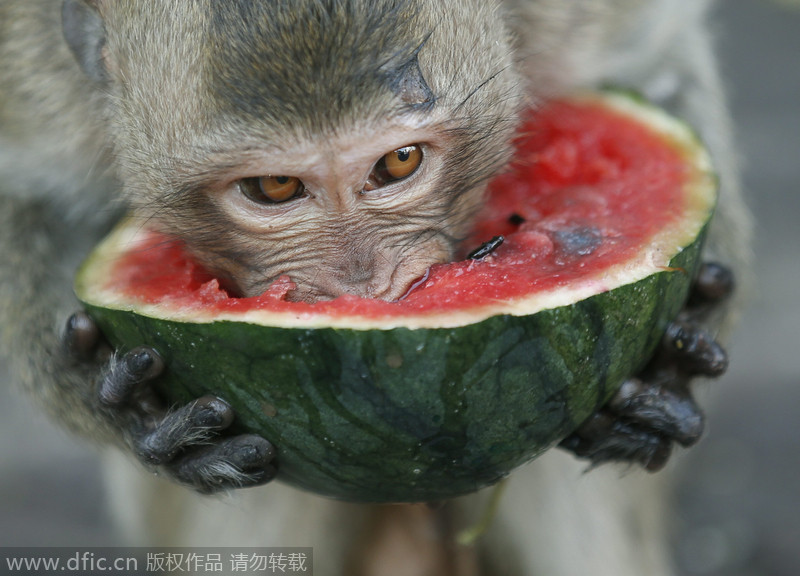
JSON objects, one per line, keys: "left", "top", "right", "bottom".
{"left": 235, "top": 436, "right": 276, "bottom": 465}
{"left": 64, "top": 312, "right": 100, "bottom": 360}
{"left": 127, "top": 347, "right": 165, "bottom": 381}
{"left": 690, "top": 262, "right": 735, "bottom": 304}
{"left": 193, "top": 396, "right": 234, "bottom": 429}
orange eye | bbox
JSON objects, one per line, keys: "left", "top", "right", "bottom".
{"left": 367, "top": 145, "right": 423, "bottom": 190}
{"left": 240, "top": 175, "right": 304, "bottom": 204}
{"left": 383, "top": 146, "right": 422, "bottom": 179}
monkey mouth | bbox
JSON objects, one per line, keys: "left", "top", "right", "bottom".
{"left": 278, "top": 262, "right": 435, "bottom": 304}
{"left": 396, "top": 269, "right": 431, "bottom": 301}
{"left": 283, "top": 279, "right": 404, "bottom": 303}
{"left": 242, "top": 244, "right": 451, "bottom": 304}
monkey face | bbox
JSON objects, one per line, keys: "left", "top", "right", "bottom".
{"left": 188, "top": 117, "right": 488, "bottom": 301}
{"left": 148, "top": 106, "right": 503, "bottom": 301}
{"left": 97, "top": 0, "right": 522, "bottom": 301}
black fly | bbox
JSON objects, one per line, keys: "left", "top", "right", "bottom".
{"left": 467, "top": 236, "right": 504, "bottom": 260}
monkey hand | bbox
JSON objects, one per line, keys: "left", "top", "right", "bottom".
{"left": 63, "top": 312, "right": 277, "bottom": 493}
{"left": 558, "top": 262, "right": 734, "bottom": 472}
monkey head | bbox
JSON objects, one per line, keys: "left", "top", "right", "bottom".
{"left": 65, "top": 0, "right": 522, "bottom": 301}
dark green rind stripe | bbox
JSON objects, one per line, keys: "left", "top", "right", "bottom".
{"left": 82, "top": 227, "right": 705, "bottom": 503}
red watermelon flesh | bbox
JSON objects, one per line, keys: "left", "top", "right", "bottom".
{"left": 101, "top": 97, "right": 691, "bottom": 321}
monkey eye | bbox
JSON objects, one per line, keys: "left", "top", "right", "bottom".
{"left": 239, "top": 175, "right": 305, "bottom": 204}
{"left": 365, "top": 145, "right": 423, "bottom": 191}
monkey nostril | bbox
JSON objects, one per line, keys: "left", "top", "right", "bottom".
{"left": 343, "top": 260, "right": 375, "bottom": 285}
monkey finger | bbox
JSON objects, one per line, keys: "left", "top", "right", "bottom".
{"left": 687, "top": 262, "right": 735, "bottom": 307}
{"left": 168, "top": 435, "right": 277, "bottom": 494}
{"left": 63, "top": 311, "right": 107, "bottom": 362}
{"left": 99, "top": 346, "right": 165, "bottom": 407}
{"left": 607, "top": 378, "right": 705, "bottom": 446}
{"left": 558, "top": 412, "right": 673, "bottom": 472}
{"left": 136, "top": 396, "right": 235, "bottom": 466}
{"left": 662, "top": 320, "right": 728, "bottom": 377}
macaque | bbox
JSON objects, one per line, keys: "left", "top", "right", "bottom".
{"left": 0, "top": 0, "right": 749, "bottom": 574}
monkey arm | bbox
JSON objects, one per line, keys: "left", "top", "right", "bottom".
{"left": 0, "top": 195, "right": 111, "bottom": 439}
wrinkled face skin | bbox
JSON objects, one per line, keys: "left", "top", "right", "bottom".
{"left": 198, "top": 123, "right": 476, "bottom": 301}
{"left": 100, "top": 0, "right": 522, "bottom": 301}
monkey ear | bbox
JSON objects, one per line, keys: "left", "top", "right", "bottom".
{"left": 61, "top": 0, "right": 108, "bottom": 84}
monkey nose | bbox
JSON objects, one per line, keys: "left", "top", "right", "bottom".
{"left": 323, "top": 259, "right": 399, "bottom": 301}
{"left": 341, "top": 259, "right": 375, "bottom": 286}
{"left": 334, "top": 271, "right": 395, "bottom": 301}
{"left": 323, "top": 247, "right": 442, "bottom": 301}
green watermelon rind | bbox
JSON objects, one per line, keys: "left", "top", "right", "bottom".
{"left": 75, "top": 92, "right": 716, "bottom": 502}
{"left": 81, "top": 235, "right": 703, "bottom": 502}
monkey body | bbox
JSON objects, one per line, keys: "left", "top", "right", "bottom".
{"left": 0, "top": 1, "right": 748, "bottom": 574}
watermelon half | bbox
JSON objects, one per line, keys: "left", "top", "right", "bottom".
{"left": 75, "top": 92, "right": 716, "bottom": 502}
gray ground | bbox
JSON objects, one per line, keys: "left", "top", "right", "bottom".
{"left": 1, "top": 1, "right": 798, "bottom": 574}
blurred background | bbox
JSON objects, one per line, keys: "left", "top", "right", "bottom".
{"left": 1, "top": 1, "right": 798, "bottom": 574}
{"left": 669, "top": 1, "right": 800, "bottom": 575}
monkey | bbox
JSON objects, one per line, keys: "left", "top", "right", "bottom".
{"left": 0, "top": 0, "right": 750, "bottom": 574}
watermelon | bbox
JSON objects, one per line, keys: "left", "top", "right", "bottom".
{"left": 75, "top": 92, "right": 716, "bottom": 502}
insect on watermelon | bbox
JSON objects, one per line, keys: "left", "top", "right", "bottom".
{"left": 75, "top": 91, "right": 717, "bottom": 502}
